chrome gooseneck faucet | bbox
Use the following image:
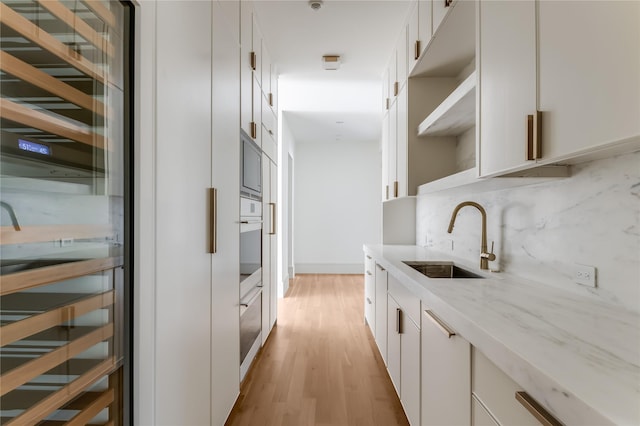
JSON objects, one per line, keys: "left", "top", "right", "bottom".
{"left": 447, "top": 201, "right": 495, "bottom": 270}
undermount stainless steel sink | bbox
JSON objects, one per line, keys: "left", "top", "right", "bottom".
{"left": 402, "top": 261, "right": 484, "bottom": 279}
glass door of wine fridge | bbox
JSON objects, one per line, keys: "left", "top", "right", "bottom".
{"left": 0, "top": 1, "right": 132, "bottom": 423}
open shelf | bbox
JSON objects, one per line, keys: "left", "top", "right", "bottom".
{"left": 410, "top": 0, "right": 475, "bottom": 78}
{"left": 418, "top": 71, "right": 476, "bottom": 137}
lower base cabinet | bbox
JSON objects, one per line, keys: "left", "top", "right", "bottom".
{"left": 387, "top": 283, "right": 421, "bottom": 425}
{"left": 421, "top": 307, "right": 470, "bottom": 425}
{"left": 472, "top": 348, "right": 563, "bottom": 425}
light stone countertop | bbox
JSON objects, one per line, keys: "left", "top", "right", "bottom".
{"left": 363, "top": 244, "right": 640, "bottom": 426}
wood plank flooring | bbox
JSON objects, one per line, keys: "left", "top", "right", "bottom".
{"left": 226, "top": 274, "right": 409, "bottom": 426}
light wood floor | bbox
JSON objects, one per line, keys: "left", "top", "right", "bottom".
{"left": 226, "top": 274, "right": 409, "bottom": 426}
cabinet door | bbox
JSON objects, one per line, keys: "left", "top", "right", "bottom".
{"left": 155, "top": 2, "right": 212, "bottom": 423}
{"left": 364, "top": 256, "right": 376, "bottom": 332}
{"left": 408, "top": 2, "right": 420, "bottom": 72}
{"left": 538, "top": 1, "right": 640, "bottom": 160}
{"left": 401, "top": 318, "right": 421, "bottom": 426}
{"left": 252, "top": 75, "right": 262, "bottom": 146}
{"left": 418, "top": 0, "right": 432, "bottom": 56}
{"left": 252, "top": 15, "right": 263, "bottom": 87}
{"left": 478, "top": 0, "right": 536, "bottom": 177}
{"left": 388, "top": 101, "right": 398, "bottom": 198}
{"left": 396, "top": 25, "right": 408, "bottom": 91}
{"left": 211, "top": 3, "right": 241, "bottom": 421}
{"left": 387, "top": 295, "right": 402, "bottom": 396}
{"left": 421, "top": 309, "right": 470, "bottom": 426}
{"left": 382, "top": 112, "right": 390, "bottom": 200}
{"left": 396, "top": 86, "right": 408, "bottom": 198}
{"left": 262, "top": 44, "right": 272, "bottom": 94}
{"left": 262, "top": 157, "right": 278, "bottom": 342}
{"left": 375, "top": 264, "right": 388, "bottom": 364}
{"left": 240, "top": 2, "right": 253, "bottom": 138}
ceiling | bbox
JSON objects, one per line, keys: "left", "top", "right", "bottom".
{"left": 253, "top": 0, "right": 412, "bottom": 144}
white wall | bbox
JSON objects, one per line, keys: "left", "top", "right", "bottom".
{"left": 416, "top": 151, "right": 640, "bottom": 312}
{"left": 294, "top": 138, "right": 381, "bottom": 273}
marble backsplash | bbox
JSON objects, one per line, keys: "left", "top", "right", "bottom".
{"left": 416, "top": 151, "right": 640, "bottom": 312}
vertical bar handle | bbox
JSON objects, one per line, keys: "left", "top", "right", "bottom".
{"left": 250, "top": 51, "right": 256, "bottom": 71}
{"left": 414, "top": 40, "right": 421, "bottom": 60}
{"left": 527, "top": 111, "right": 542, "bottom": 160}
{"left": 269, "top": 202, "right": 276, "bottom": 235}
{"left": 445, "top": 0, "right": 452, "bottom": 6}
{"left": 396, "top": 308, "right": 403, "bottom": 334}
{"left": 394, "top": 181, "right": 399, "bottom": 198}
{"left": 515, "top": 392, "right": 563, "bottom": 426}
{"left": 385, "top": 185, "right": 389, "bottom": 200}
{"left": 209, "top": 188, "right": 217, "bottom": 254}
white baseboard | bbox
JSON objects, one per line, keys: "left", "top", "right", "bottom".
{"left": 295, "top": 263, "right": 364, "bottom": 274}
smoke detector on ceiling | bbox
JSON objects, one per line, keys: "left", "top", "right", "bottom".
{"left": 309, "top": 0, "right": 323, "bottom": 11}
{"left": 322, "top": 55, "right": 341, "bottom": 70}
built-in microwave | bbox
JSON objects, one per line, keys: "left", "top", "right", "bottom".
{"left": 240, "top": 129, "right": 262, "bottom": 200}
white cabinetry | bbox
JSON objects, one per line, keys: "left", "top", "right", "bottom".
{"left": 477, "top": 0, "right": 537, "bottom": 177}
{"left": 387, "top": 274, "right": 421, "bottom": 425}
{"left": 374, "top": 263, "right": 388, "bottom": 364}
{"left": 262, "top": 155, "right": 277, "bottom": 344}
{"left": 472, "top": 348, "right": 563, "bottom": 425}
{"left": 154, "top": 2, "right": 239, "bottom": 424}
{"left": 538, "top": 1, "right": 640, "bottom": 160}
{"left": 421, "top": 308, "right": 470, "bottom": 425}
{"left": 364, "top": 255, "right": 376, "bottom": 332}
{"left": 387, "top": 295, "right": 402, "bottom": 395}
{"left": 408, "top": 1, "right": 432, "bottom": 72}
{"left": 479, "top": 0, "right": 640, "bottom": 177}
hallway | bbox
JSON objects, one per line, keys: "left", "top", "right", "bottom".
{"left": 226, "top": 274, "right": 409, "bottom": 426}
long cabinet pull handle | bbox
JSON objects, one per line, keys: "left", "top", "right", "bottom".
{"left": 366, "top": 271, "right": 373, "bottom": 276}
{"left": 527, "top": 111, "right": 542, "bottom": 160}
{"left": 209, "top": 188, "right": 217, "bottom": 254}
{"left": 515, "top": 392, "right": 563, "bottom": 426}
{"left": 269, "top": 202, "right": 276, "bottom": 235}
{"left": 396, "top": 308, "right": 403, "bottom": 334}
{"left": 394, "top": 181, "right": 399, "bottom": 198}
{"left": 376, "top": 264, "right": 385, "bottom": 271}
{"left": 366, "top": 255, "right": 372, "bottom": 259}
{"left": 424, "top": 310, "right": 456, "bottom": 338}
{"left": 366, "top": 297, "right": 372, "bottom": 305}
{"left": 414, "top": 40, "right": 421, "bottom": 60}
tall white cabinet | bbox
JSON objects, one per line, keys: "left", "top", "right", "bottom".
{"left": 141, "top": 2, "right": 240, "bottom": 424}
{"left": 262, "top": 154, "right": 278, "bottom": 343}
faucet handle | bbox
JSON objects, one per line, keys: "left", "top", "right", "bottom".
{"left": 482, "top": 241, "right": 497, "bottom": 262}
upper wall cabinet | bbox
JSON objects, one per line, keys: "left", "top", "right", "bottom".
{"left": 477, "top": 0, "right": 536, "bottom": 177}
{"left": 408, "top": 1, "right": 432, "bottom": 72}
{"left": 478, "top": 0, "right": 640, "bottom": 177}
{"left": 537, "top": 1, "right": 640, "bottom": 161}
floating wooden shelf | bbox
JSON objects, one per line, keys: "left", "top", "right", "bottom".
{"left": 4, "top": 357, "right": 115, "bottom": 425}
{"left": 36, "top": 0, "right": 115, "bottom": 58}
{"left": 0, "top": 224, "right": 114, "bottom": 246}
{"left": 0, "top": 98, "right": 106, "bottom": 149}
{"left": 1, "top": 291, "right": 115, "bottom": 347}
{"left": 418, "top": 71, "right": 476, "bottom": 137}
{"left": 1, "top": 323, "right": 113, "bottom": 396}
{"left": 0, "top": 257, "right": 122, "bottom": 296}
{"left": 0, "top": 3, "right": 106, "bottom": 84}
{"left": 0, "top": 51, "right": 107, "bottom": 117}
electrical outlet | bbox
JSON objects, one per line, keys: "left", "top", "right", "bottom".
{"left": 574, "top": 264, "right": 596, "bottom": 287}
